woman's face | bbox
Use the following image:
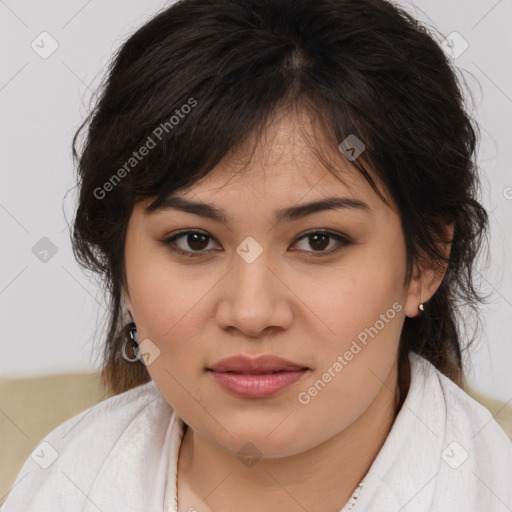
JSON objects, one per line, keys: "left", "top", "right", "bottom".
{"left": 122, "top": 110, "right": 423, "bottom": 458}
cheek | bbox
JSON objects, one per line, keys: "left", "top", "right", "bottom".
{"left": 126, "top": 254, "right": 213, "bottom": 412}
{"left": 291, "top": 248, "right": 405, "bottom": 417}
{"left": 293, "top": 272, "right": 403, "bottom": 426}
{"left": 301, "top": 248, "right": 405, "bottom": 351}
{"left": 124, "top": 253, "right": 229, "bottom": 412}
{"left": 126, "top": 240, "right": 214, "bottom": 340}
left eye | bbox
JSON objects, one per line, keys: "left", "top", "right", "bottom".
{"left": 291, "top": 231, "right": 350, "bottom": 254}
{"left": 161, "top": 230, "right": 351, "bottom": 258}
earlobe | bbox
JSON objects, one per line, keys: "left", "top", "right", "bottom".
{"left": 404, "top": 274, "right": 424, "bottom": 319}
{"left": 404, "top": 222, "right": 454, "bottom": 318}
{"left": 405, "top": 268, "right": 443, "bottom": 318}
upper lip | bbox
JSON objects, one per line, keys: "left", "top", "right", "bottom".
{"left": 208, "top": 355, "right": 308, "bottom": 373}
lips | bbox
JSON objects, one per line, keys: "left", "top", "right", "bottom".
{"left": 207, "top": 355, "right": 309, "bottom": 398}
{"left": 207, "top": 354, "right": 308, "bottom": 373}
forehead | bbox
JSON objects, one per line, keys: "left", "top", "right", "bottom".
{"left": 140, "top": 106, "right": 393, "bottom": 216}
{"left": 180, "top": 108, "right": 379, "bottom": 200}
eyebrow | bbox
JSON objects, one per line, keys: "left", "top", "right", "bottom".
{"left": 145, "top": 195, "right": 372, "bottom": 224}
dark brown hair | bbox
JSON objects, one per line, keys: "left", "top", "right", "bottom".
{"left": 70, "top": 0, "right": 489, "bottom": 396}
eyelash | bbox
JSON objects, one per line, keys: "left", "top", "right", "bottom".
{"left": 160, "top": 229, "right": 352, "bottom": 259}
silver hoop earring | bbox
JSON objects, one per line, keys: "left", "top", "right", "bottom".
{"left": 128, "top": 322, "right": 139, "bottom": 348}
{"left": 121, "top": 322, "right": 140, "bottom": 363}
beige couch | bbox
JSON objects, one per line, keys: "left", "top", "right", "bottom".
{"left": 1, "top": 373, "right": 511, "bottom": 505}
{"left": 0, "top": 372, "right": 115, "bottom": 504}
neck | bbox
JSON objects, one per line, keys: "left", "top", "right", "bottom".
{"left": 177, "top": 360, "right": 402, "bottom": 512}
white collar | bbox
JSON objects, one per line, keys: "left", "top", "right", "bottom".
{"left": 162, "top": 353, "right": 512, "bottom": 511}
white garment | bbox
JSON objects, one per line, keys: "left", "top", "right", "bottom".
{"left": 2, "top": 353, "right": 512, "bottom": 512}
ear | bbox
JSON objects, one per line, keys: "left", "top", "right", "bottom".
{"left": 121, "top": 286, "right": 135, "bottom": 319}
{"left": 404, "top": 222, "right": 454, "bottom": 318}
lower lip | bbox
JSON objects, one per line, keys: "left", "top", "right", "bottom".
{"left": 208, "top": 369, "right": 308, "bottom": 398}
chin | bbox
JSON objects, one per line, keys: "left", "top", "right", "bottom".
{"left": 207, "top": 420, "right": 313, "bottom": 460}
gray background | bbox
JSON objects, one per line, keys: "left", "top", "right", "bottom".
{"left": 1, "top": 0, "right": 511, "bottom": 401}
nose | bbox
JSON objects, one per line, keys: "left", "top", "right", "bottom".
{"left": 215, "top": 247, "right": 294, "bottom": 338}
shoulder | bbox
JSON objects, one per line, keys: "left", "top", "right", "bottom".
{"left": 1, "top": 380, "right": 173, "bottom": 511}
{"left": 409, "top": 351, "right": 512, "bottom": 502}
{"left": 34, "top": 379, "right": 169, "bottom": 451}
{"left": 410, "top": 353, "right": 511, "bottom": 444}
{"left": 54, "top": 379, "right": 166, "bottom": 435}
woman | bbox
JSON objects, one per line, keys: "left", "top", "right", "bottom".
{"left": 3, "top": 0, "right": 511, "bottom": 510}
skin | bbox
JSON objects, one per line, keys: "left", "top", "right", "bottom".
{"left": 122, "top": 107, "right": 453, "bottom": 512}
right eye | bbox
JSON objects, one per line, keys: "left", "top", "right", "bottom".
{"left": 161, "top": 230, "right": 221, "bottom": 258}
